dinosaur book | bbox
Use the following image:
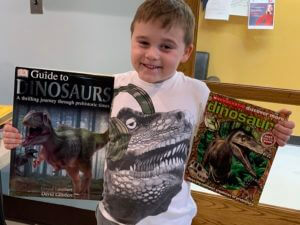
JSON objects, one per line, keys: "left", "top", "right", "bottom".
{"left": 185, "top": 92, "right": 286, "bottom": 205}
{"left": 10, "top": 67, "right": 114, "bottom": 200}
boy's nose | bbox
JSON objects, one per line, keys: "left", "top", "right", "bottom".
{"left": 145, "top": 47, "right": 159, "bottom": 60}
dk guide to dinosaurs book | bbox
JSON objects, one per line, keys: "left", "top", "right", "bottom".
{"left": 185, "top": 92, "right": 286, "bottom": 205}
{"left": 9, "top": 67, "right": 114, "bottom": 200}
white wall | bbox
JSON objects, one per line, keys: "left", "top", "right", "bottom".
{"left": 0, "top": 0, "right": 144, "bottom": 104}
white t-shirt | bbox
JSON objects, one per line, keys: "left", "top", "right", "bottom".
{"left": 99, "top": 71, "right": 210, "bottom": 225}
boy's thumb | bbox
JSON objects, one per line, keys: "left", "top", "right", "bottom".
{"left": 278, "top": 109, "right": 292, "bottom": 119}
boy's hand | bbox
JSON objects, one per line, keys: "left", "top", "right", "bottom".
{"left": 2, "top": 121, "right": 22, "bottom": 150}
{"left": 272, "top": 109, "right": 295, "bottom": 147}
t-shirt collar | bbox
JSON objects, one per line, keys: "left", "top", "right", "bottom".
{"left": 134, "top": 71, "right": 178, "bottom": 88}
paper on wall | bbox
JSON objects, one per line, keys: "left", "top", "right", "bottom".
{"left": 248, "top": 0, "right": 275, "bottom": 29}
{"left": 205, "top": 0, "right": 231, "bottom": 21}
{"left": 230, "top": 0, "right": 249, "bottom": 16}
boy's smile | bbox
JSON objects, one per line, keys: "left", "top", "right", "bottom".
{"left": 131, "top": 20, "right": 193, "bottom": 83}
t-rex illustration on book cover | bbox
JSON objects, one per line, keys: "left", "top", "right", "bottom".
{"left": 185, "top": 92, "right": 286, "bottom": 205}
{"left": 10, "top": 67, "right": 114, "bottom": 200}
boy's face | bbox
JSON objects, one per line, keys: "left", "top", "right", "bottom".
{"left": 131, "top": 20, "right": 193, "bottom": 83}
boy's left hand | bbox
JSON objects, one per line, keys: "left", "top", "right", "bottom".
{"left": 272, "top": 109, "right": 295, "bottom": 147}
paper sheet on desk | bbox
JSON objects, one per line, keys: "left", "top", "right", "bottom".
{"left": 205, "top": 0, "right": 231, "bottom": 21}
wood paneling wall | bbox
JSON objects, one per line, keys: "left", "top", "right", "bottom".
{"left": 191, "top": 191, "right": 300, "bottom": 225}
{"left": 177, "top": 0, "right": 200, "bottom": 77}
{"left": 205, "top": 81, "right": 300, "bottom": 106}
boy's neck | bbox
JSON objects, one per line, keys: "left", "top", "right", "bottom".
{"left": 137, "top": 71, "right": 177, "bottom": 84}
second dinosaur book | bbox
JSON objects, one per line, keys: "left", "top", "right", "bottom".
{"left": 185, "top": 92, "right": 286, "bottom": 205}
{"left": 10, "top": 67, "right": 114, "bottom": 200}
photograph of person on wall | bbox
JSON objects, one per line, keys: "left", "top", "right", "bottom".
{"left": 248, "top": 1, "right": 275, "bottom": 30}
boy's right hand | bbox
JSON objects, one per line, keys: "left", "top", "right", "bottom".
{"left": 2, "top": 121, "right": 22, "bottom": 150}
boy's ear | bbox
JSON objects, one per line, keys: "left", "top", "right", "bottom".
{"left": 181, "top": 44, "right": 194, "bottom": 63}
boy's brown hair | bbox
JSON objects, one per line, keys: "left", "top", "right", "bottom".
{"left": 130, "top": 0, "right": 195, "bottom": 46}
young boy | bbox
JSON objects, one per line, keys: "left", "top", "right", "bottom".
{"left": 3, "top": 0, "right": 295, "bottom": 225}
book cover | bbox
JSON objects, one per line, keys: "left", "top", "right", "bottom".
{"left": 248, "top": 0, "right": 275, "bottom": 30}
{"left": 185, "top": 92, "right": 285, "bottom": 205}
{"left": 10, "top": 67, "right": 114, "bottom": 200}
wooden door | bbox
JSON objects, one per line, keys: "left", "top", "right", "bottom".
{"left": 177, "top": 0, "right": 200, "bottom": 77}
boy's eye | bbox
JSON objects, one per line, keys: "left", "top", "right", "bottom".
{"left": 138, "top": 41, "right": 149, "bottom": 47}
{"left": 160, "top": 44, "right": 173, "bottom": 51}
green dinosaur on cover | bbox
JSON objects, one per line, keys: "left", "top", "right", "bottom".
{"left": 21, "top": 110, "right": 109, "bottom": 195}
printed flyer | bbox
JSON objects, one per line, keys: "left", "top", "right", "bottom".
{"left": 248, "top": 0, "right": 275, "bottom": 30}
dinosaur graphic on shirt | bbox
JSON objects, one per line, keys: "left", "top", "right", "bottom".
{"left": 103, "top": 102, "right": 193, "bottom": 224}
